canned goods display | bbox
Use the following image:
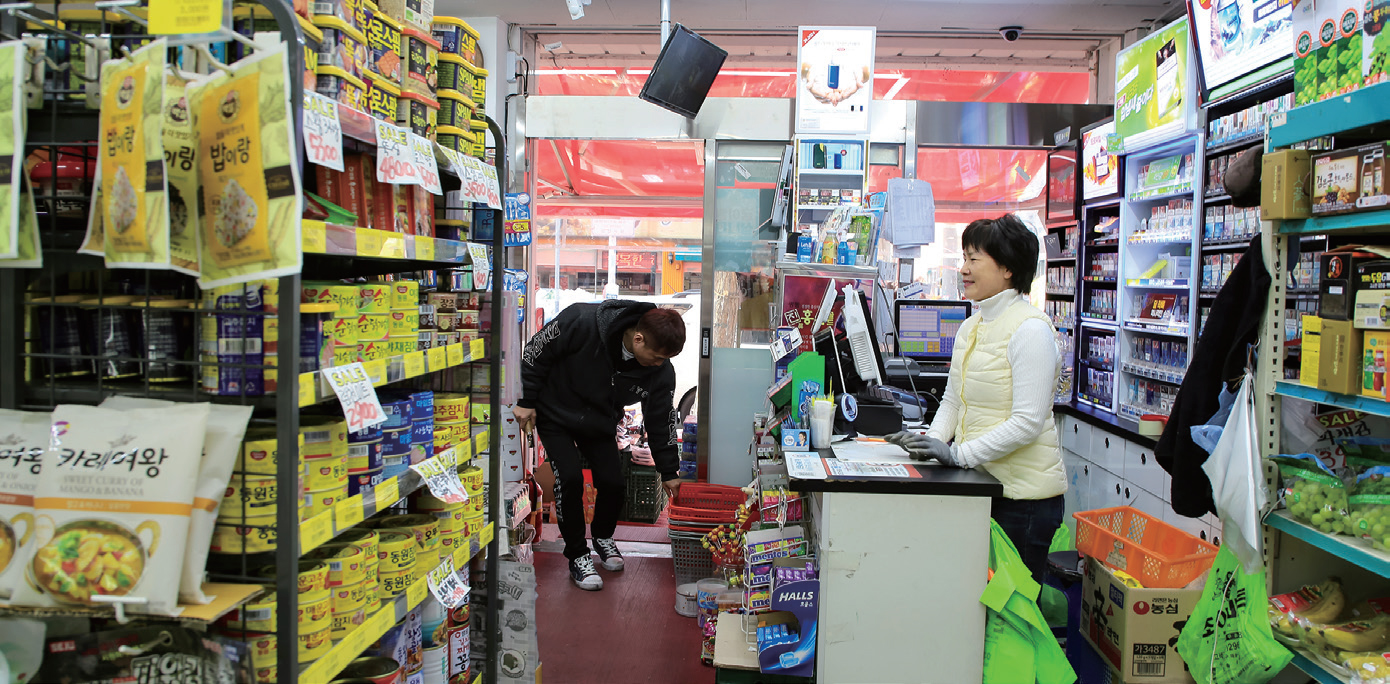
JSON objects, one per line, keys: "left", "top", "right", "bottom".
{"left": 348, "top": 467, "right": 386, "bottom": 496}
{"left": 303, "top": 485, "right": 348, "bottom": 520}
{"left": 391, "top": 280, "right": 420, "bottom": 309}
{"left": 218, "top": 473, "right": 279, "bottom": 518}
{"left": 224, "top": 588, "right": 277, "bottom": 632}
{"left": 299, "top": 587, "right": 333, "bottom": 632}
{"left": 359, "top": 283, "right": 390, "bottom": 313}
{"left": 378, "top": 568, "right": 414, "bottom": 599}
{"left": 256, "top": 560, "right": 330, "bottom": 595}
{"left": 377, "top": 530, "right": 417, "bottom": 573}
{"left": 358, "top": 312, "right": 390, "bottom": 341}
{"left": 340, "top": 528, "right": 381, "bottom": 568}
{"left": 331, "top": 316, "right": 360, "bottom": 347}
{"left": 303, "top": 453, "right": 348, "bottom": 491}
{"left": 382, "top": 398, "right": 415, "bottom": 428}
{"left": 298, "top": 626, "right": 333, "bottom": 663}
{"left": 389, "top": 309, "right": 419, "bottom": 336}
{"left": 240, "top": 428, "right": 305, "bottom": 476}
{"left": 350, "top": 423, "right": 384, "bottom": 443}
{"left": 349, "top": 440, "right": 386, "bottom": 471}
{"left": 340, "top": 656, "right": 403, "bottom": 684}
{"left": 386, "top": 335, "right": 417, "bottom": 355}
{"left": 210, "top": 513, "right": 278, "bottom": 554}
{"left": 433, "top": 394, "right": 470, "bottom": 424}
{"left": 306, "top": 543, "right": 369, "bottom": 587}
{"left": 383, "top": 427, "right": 412, "bottom": 455}
{"left": 302, "top": 416, "right": 350, "bottom": 454}
{"left": 370, "top": 513, "right": 441, "bottom": 551}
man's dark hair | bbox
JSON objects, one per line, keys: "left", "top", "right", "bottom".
{"left": 961, "top": 214, "right": 1039, "bottom": 295}
{"left": 635, "top": 308, "right": 686, "bottom": 355}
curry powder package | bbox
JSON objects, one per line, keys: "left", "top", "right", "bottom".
{"left": 9, "top": 403, "right": 209, "bottom": 614}
{"left": 0, "top": 409, "right": 50, "bottom": 606}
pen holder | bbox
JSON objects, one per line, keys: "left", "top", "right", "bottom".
{"left": 809, "top": 401, "right": 835, "bottom": 449}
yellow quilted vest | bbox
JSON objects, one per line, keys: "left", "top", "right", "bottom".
{"left": 956, "top": 297, "right": 1067, "bottom": 500}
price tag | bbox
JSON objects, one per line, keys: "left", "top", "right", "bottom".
{"left": 470, "top": 339, "right": 484, "bottom": 359}
{"left": 403, "top": 351, "right": 426, "bottom": 378}
{"left": 357, "top": 228, "right": 385, "bottom": 257}
{"left": 301, "top": 511, "right": 334, "bottom": 554}
{"left": 436, "top": 143, "right": 467, "bottom": 178}
{"left": 481, "top": 523, "right": 494, "bottom": 546}
{"left": 406, "top": 576, "right": 428, "bottom": 607}
{"left": 468, "top": 243, "right": 490, "bottom": 290}
{"left": 475, "top": 430, "right": 488, "bottom": 454}
{"left": 322, "top": 362, "right": 387, "bottom": 432}
{"left": 426, "top": 556, "right": 471, "bottom": 608}
{"left": 374, "top": 120, "right": 421, "bottom": 185}
{"left": 299, "top": 372, "right": 317, "bottom": 407}
{"left": 303, "top": 92, "right": 345, "bottom": 172}
{"left": 410, "top": 448, "right": 470, "bottom": 504}
{"left": 427, "top": 346, "right": 447, "bottom": 370}
{"left": 336, "top": 495, "right": 365, "bottom": 529}
{"left": 415, "top": 236, "right": 436, "bottom": 262}
{"left": 447, "top": 343, "right": 465, "bottom": 367}
{"left": 303, "top": 221, "right": 327, "bottom": 254}
{"left": 410, "top": 133, "right": 443, "bottom": 195}
{"left": 366, "top": 604, "right": 395, "bottom": 635}
{"left": 467, "top": 157, "right": 503, "bottom": 209}
{"left": 364, "top": 358, "right": 388, "bottom": 386}
{"left": 458, "top": 437, "right": 473, "bottom": 461}
{"left": 314, "top": 649, "right": 350, "bottom": 683}
{"left": 149, "top": 0, "right": 222, "bottom": 34}
{"left": 374, "top": 477, "right": 401, "bottom": 509}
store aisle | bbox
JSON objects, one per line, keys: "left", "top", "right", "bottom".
{"left": 536, "top": 542, "right": 712, "bottom": 683}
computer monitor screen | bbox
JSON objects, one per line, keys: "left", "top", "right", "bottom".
{"left": 894, "top": 300, "right": 972, "bottom": 362}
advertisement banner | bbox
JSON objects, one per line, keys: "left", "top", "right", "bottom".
{"left": 1115, "top": 17, "right": 1193, "bottom": 151}
{"left": 795, "top": 26, "right": 876, "bottom": 135}
{"left": 1189, "top": 0, "right": 1293, "bottom": 94}
{"left": 1082, "top": 119, "right": 1120, "bottom": 200}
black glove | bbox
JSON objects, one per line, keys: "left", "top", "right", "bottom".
{"left": 885, "top": 432, "right": 953, "bottom": 463}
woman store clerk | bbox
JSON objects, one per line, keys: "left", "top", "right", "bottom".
{"left": 888, "top": 214, "right": 1067, "bottom": 583}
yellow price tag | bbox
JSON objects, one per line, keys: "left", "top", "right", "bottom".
{"left": 459, "top": 437, "right": 473, "bottom": 461}
{"left": 149, "top": 0, "right": 223, "bottom": 34}
{"left": 475, "top": 431, "right": 488, "bottom": 454}
{"left": 427, "top": 346, "right": 447, "bottom": 370}
{"left": 381, "top": 235, "right": 407, "bottom": 259}
{"left": 482, "top": 523, "right": 494, "bottom": 547}
{"left": 403, "top": 351, "right": 426, "bottom": 378}
{"left": 298, "top": 372, "right": 317, "bottom": 407}
{"left": 447, "top": 343, "right": 465, "bottom": 367}
{"left": 364, "top": 358, "right": 388, "bottom": 386}
{"left": 416, "top": 236, "right": 436, "bottom": 262}
{"left": 301, "top": 511, "right": 334, "bottom": 554}
{"left": 336, "top": 495, "right": 365, "bottom": 529}
{"left": 470, "top": 338, "right": 484, "bottom": 359}
{"left": 374, "top": 477, "right": 401, "bottom": 509}
{"left": 366, "top": 605, "right": 395, "bottom": 636}
{"left": 357, "top": 228, "right": 385, "bottom": 257}
{"left": 406, "top": 577, "right": 428, "bottom": 607}
{"left": 302, "top": 220, "right": 327, "bottom": 254}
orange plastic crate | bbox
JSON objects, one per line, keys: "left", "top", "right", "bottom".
{"left": 1073, "top": 506, "right": 1219, "bottom": 589}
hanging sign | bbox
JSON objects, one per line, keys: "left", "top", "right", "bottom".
{"left": 460, "top": 156, "right": 502, "bottom": 209}
{"left": 795, "top": 26, "right": 877, "bottom": 135}
{"left": 322, "top": 362, "right": 387, "bottom": 432}
{"left": 504, "top": 193, "right": 532, "bottom": 246}
{"left": 374, "top": 120, "right": 420, "bottom": 185}
{"left": 410, "top": 132, "right": 443, "bottom": 195}
{"left": 302, "top": 92, "right": 344, "bottom": 172}
{"left": 468, "top": 242, "right": 491, "bottom": 290}
{"left": 426, "top": 556, "right": 471, "bottom": 608}
{"left": 149, "top": 0, "right": 223, "bottom": 34}
{"left": 1114, "top": 17, "right": 1193, "bottom": 151}
{"left": 411, "top": 447, "right": 470, "bottom": 504}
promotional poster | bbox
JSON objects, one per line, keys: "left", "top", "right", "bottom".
{"left": 1189, "top": 0, "right": 1293, "bottom": 94}
{"left": 795, "top": 26, "right": 876, "bottom": 134}
{"left": 1115, "top": 18, "right": 1194, "bottom": 150}
{"left": 1082, "top": 120, "right": 1120, "bottom": 200}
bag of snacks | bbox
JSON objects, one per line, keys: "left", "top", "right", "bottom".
{"left": 35, "top": 625, "right": 231, "bottom": 684}
{"left": 0, "top": 410, "right": 49, "bottom": 606}
{"left": 9, "top": 403, "right": 209, "bottom": 614}
{"left": 100, "top": 396, "right": 252, "bottom": 604}
{"left": 1273, "top": 454, "right": 1351, "bottom": 535}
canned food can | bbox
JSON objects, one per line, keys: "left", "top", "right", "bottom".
{"left": 298, "top": 625, "right": 332, "bottom": 663}
{"left": 331, "top": 316, "right": 360, "bottom": 347}
{"left": 446, "top": 623, "right": 471, "bottom": 680}
{"left": 348, "top": 467, "right": 386, "bottom": 496}
{"left": 306, "top": 542, "right": 368, "bottom": 587}
{"left": 382, "top": 398, "right": 415, "bottom": 428}
{"left": 458, "top": 465, "right": 483, "bottom": 494}
{"left": 332, "top": 606, "right": 368, "bottom": 640}
{"left": 378, "top": 567, "right": 414, "bottom": 599}
{"left": 358, "top": 339, "right": 388, "bottom": 362}
{"left": 435, "top": 311, "right": 457, "bottom": 332}
{"left": 224, "top": 587, "right": 278, "bottom": 632}
{"left": 256, "top": 559, "right": 330, "bottom": 595}
{"left": 433, "top": 394, "right": 470, "bottom": 424}
{"left": 349, "top": 423, "right": 384, "bottom": 443}
{"left": 410, "top": 419, "right": 435, "bottom": 444}
{"left": 210, "top": 513, "right": 278, "bottom": 554}
{"left": 369, "top": 513, "right": 441, "bottom": 551}
{"left": 301, "top": 417, "right": 349, "bottom": 455}
{"left": 428, "top": 291, "right": 458, "bottom": 313}
{"left": 335, "top": 344, "right": 361, "bottom": 366}
{"left": 386, "top": 335, "right": 417, "bottom": 355}
{"left": 138, "top": 302, "right": 191, "bottom": 381}
{"left": 377, "top": 530, "right": 417, "bottom": 573}
{"left": 340, "top": 656, "right": 403, "bottom": 684}
{"left": 339, "top": 528, "right": 381, "bottom": 568}
{"left": 218, "top": 473, "right": 280, "bottom": 518}
{"left": 303, "top": 453, "right": 349, "bottom": 491}
{"left": 302, "top": 484, "right": 348, "bottom": 521}
{"left": 359, "top": 283, "right": 390, "bottom": 313}
{"left": 383, "top": 454, "right": 411, "bottom": 478}
{"left": 332, "top": 578, "right": 368, "bottom": 615}
{"left": 383, "top": 427, "right": 413, "bottom": 455}
{"left": 348, "top": 440, "right": 386, "bottom": 471}
{"left": 358, "top": 312, "right": 390, "bottom": 341}
{"left": 299, "top": 587, "right": 333, "bottom": 632}
{"left": 413, "top": 549, "right": 438, "bottom": 582}
{"left": 389, "top": 309, "right": 420, "bottom": 336}
{"left": 391, "top": 280, "right": 420, "bottom": 309}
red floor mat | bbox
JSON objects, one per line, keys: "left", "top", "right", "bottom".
{"left": 535, "top": 551, "right": 712, "bottom": 684}
{"left": 538, "top": 521, "right": 674, "bottom": 545}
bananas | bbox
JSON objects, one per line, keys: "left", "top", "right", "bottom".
{"left": 1345, "top": 653, "right": 1390, "bottom": 683}
{"left": 1323, "top": 618, "right": 1390, "bottom": 653}
{"left": 1302, "top": 579, "right": 1349, "bottom": 624}
{"left": 1269, "top": 578, "right": 1346, "bottom": 636}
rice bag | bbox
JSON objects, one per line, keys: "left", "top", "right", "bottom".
{"left": 99, "top": 396, "right": 252, "bottom": 604}
{"left": 0, "top": 410, "right": 50, "bottom": 605}
{"left": 99, "top": 39, "right": 172, "bottom": 270}
{"left": 9, "top": 403, "right": 209, "bottom": 614}
{"left": 1274, "top": 453, "right": 1351, "bottom": 535}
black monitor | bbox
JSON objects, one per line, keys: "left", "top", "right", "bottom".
{"left": 638, "top": 25, "right": 728, "bottom": 119}
{"left": 814, "top": 287, "right": 887, "bottom": 397}
{"left": 894, "top": 299, "right": 972, "bottom": 363}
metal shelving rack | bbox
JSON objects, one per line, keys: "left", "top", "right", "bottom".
{"left": 1256, "top": 81, "right": 1390, "bottom": 684}
{"left": 0, "top": 3, "right": 507, "bottom": 681}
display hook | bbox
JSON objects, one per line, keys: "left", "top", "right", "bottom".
{"left": 0, "top": 3, "right": 99, "bottom": 48}
{"left": 90, "top": 594, "right": 150, "bottom": 625}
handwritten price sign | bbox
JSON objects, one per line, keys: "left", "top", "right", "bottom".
{"left": 426, "top": 557, "right": 470, "bottom": 608}
{"left": 374, "top": 120, "right": 420, "bottom": 185}
{"left": 322, "top": 362, "right": 387, "bottom": 432}
{"left": 410, "top": 132, "right": 443, "bottom": 195}
{"left": 303, "top": 93, "right": 345, "bottom": 172}
{"left": 410, "top": 447, "right": 470, "bottom": 504}
{"left": 467, "top": 243, "right": 490, "bottom": 291}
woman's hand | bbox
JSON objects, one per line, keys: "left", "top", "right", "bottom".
{"left": 885, "top": 432, "right": 954, "bottom": 464}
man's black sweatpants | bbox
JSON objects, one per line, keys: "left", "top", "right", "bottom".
{"left": 537, "top": 421, "right": 625, "bottom": 561}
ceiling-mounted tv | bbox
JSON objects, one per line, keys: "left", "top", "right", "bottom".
{"left": 638, "top": 24, "right": 728, "bottom": 119}
{"left": 1186, "top": 0, "right": 1293, "bottom": 99}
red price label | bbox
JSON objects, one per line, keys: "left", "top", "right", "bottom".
{"left": 322, "top": 362, "right": 387, "bottom": 433}
{"left": 303, "top": 93, "right": 344, "bottom": 172}
{"left": 410, "top": 133, "right": 442, "bottom": 195}
{"left": 374, "top": 121, "right": 420, "bottom": 185}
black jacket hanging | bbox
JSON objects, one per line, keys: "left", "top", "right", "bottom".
{"left": 1156, "top": 235, "right": 1271, "bottom": 518}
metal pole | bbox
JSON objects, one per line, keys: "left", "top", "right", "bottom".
{"left": 485, "top": 114, "right": 507, "bottom": 684}
{"left": 608, "top": 235, "right": 617, "bottom": 292}
{"left": 660, "top": 0, "right": 671, "bottom": 46}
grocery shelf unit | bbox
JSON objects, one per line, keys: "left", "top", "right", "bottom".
{"left": 1256, "top": 81, "right": 1390, "bottom": 684}
{"left": 1076, "top": 197, "right": 1121, "bottom": 413}
{"left": 0, "top": 4, "right": 507, "bottom": 682}
{"left": 1046, "top": 143, "right": 1080, "bottom": 404}
{"left": 792, "top": 138, "right": 868, "bottom": 254}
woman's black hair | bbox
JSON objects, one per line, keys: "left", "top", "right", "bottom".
{"left": 961, "top": 214, "right": 1039, "bottom": 295}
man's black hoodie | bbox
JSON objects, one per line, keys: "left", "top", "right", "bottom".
{"left": 518, "top": 300, "right": 681, "bottom": 480}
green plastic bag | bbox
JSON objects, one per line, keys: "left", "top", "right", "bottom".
{"left": 1040, "top": 524, "right": 1073, "bottom": 628}
{"left": 1175, "top": 544, "right": 1293, "bottom": 684}
{"left": 982, "top": 519, "right": 1077, "bottom": 684}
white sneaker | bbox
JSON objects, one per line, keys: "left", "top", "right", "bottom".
{"left": 569, "top": 556, "right": 603, "bottom": 591}
{"left": 593, "top": 537, "right": 625, "bottom": 572}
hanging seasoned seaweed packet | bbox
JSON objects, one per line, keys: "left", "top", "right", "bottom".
{"left": 100, "top": 39, "right": 171, "bottom": 269}
{"left": 163, "top": 71, "right": 201, "bottom": 276}
{"left": 78, "top": 158, "right": 104, "bottom": 256}
{"left": 0, "top": 171, "right": 44, "bottom": 268}
{"left": 193, "top": 44, "right": 302, "bottom": 290}
{"left": 0, "top": 41, "right": 27, "bottom": 260}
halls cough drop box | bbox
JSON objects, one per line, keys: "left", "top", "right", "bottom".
{"left": 1081, "top": 557, "right": 1200, "bottom": 684}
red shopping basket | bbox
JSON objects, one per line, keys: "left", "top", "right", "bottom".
{"left": 1073, "top": 506, "right": 1218, "bottom": 589}
{"left": 669, "top": 483, "right": 747, "bottom": 525}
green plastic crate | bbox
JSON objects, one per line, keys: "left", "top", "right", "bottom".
{"left": 625, "top": 462, "right": 667, "bottom": 523}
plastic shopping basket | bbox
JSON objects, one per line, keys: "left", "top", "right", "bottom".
{"left": 1073, "top": 506, "right": 1218, "bottom": 589}
{"left": 669, "top": 483, "right": 746, "bottom": 524}
{"left": 670, "top": 529, "right": 717, "bottom": 585}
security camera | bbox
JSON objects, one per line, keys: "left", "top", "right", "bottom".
{"left": 565, "top": 0, "right": 584, "bottom": 20}
{"left": 543, "top": 41, "right": 564, "bottom": 51}
{"left": 999, "top": 26, "right": 1022, "bottom": 42}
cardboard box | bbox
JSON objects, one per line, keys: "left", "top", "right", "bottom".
{"left": 1081, "top": 557, "right": 1199, "bottom": 684}
{"left": 1363, "top": 330, "right": 1390, "bottom": 400}
{"left": 340, "top": 153, "right": 367, "bottom": 226}
{"left": 315, "top": 164, "right": 341, "bottom": 206}
{"left": 1322, "top": 247, "right": 1390, "bottom": 319}
{"left": 1356, "top": 259, "right": 1390, "bottom": 328}
{"left": 1357, "top": 143, "right": 1389, "bottom": 211}
{"left": 358, "top": 155, "right": 376, "bottom": 230}
{"left": 1261, "top": 149, "right": 1312, "bottom": 220}
{"left": 1313, "top": 147, "right": 1364, "bottom": 215}
{"left": 1320, "top": 317, "right": 1365, "bottom": 395}
{"left": 1293, "top": 0, "right": 1373, "bottom": 107}
{"left": 1302, "top": 315, "right": 1322, "bottom": 387}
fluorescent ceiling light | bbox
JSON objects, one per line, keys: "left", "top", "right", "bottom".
{"left": 534, "top": 69, "right": 619, "bottom": 75}
{"left": 642, "top": 174, "right": 664, "bottom": 183}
